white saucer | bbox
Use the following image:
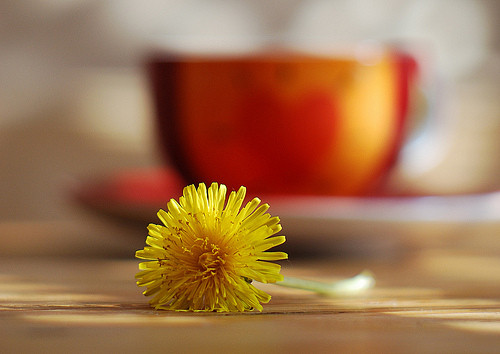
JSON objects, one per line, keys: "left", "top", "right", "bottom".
{"left": 74, "top": 168, "right": 500, "bottom": 251}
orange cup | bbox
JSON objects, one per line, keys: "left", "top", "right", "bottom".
{"left": 148, "top": 49, "right": 418, "bottom": 196}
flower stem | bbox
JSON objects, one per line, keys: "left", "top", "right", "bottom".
{"left": 277, "top": 270, "right": 375, "bottom": 296}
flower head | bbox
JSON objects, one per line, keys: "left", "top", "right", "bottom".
{"left": 135, "top": 182, "right": 287, "bottom": 312}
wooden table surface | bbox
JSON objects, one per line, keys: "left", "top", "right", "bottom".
{"left": 2, "top": 228, "right": 500, "bottom": 354}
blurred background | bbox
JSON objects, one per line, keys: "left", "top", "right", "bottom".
{"left": 1, "top": 0, "right": 499, "bottom": 257}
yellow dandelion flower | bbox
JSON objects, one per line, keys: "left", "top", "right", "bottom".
{"left": 135, "top": 182, "right": 288, "bottom": 312}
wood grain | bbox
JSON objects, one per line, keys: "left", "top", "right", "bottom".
{"left": 1, "top": 248, "right": 500, "bottom": 353}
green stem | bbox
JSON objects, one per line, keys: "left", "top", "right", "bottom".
{"left": 276, "top": 270, "right": 375, "bottom": 296}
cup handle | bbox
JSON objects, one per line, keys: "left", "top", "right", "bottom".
{"left": 389, "top": 66, "right": 450, "bottom": 192}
